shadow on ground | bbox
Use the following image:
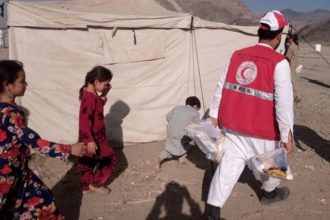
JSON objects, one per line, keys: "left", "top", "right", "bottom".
{"left": 52, "top": 158, "right": 82, "bottom": 220}
{"left": 146, "top": 181, "right": 203, "bottom": 220}
{"left": 104, "top": 100, "right": 130, "bottom": 186}
{"left": 301, "top": 77, "right": 330, "bottom": 89}
{"left": 294, "top": 124, "right": 330, "bottom": 163}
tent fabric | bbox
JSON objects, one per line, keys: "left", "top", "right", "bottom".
{"left": 103, "top": 29, "right": 166, "bottom": 64}
{"left": 7, "top": 0, "right": 262, "bottom": 144}
{"left": 7, "top": 0, "right": 192, "bottom": 29}
{"left": 193, "top": 17, "right": 257, "bottom": 36}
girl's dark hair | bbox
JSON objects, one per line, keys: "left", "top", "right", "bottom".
{"left": 79, "top": 66, "right": 113, "bottom": 100}
{"left": 0, "top": 60, "right": 24, "bottom": 93}
{"left": 258, "top": 26, "right": 283, "bottom": 40}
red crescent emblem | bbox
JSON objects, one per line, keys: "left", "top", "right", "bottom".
{"left": 240, "top": 67, "right": 250, "bottom": 80}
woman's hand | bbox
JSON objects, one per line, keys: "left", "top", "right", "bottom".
{"left": 71, "top": 143, "right": 86, "bottom": 157}
{"left": 86, "top": 141, "right": 97, "bottom": 155}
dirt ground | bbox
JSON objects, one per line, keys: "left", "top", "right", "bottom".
{"left": 29, "top": 44, "right": 330, "bottom": 220}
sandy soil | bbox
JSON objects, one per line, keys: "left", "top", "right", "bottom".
{"left": 29, "top": 44, "right": 330, "bottom": 220}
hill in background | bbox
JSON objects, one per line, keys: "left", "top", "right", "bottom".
{"left": 281, "top": 9, "right": 330, "bottom": 45}
{"left": 154, "top": 0, "right": 258, "bottom": 25}
{"left": 282, "top": 9, "right": 330, "bottom": 29}
{"left": 299, "top": 19, "right": 330, "bottom": 45}
{"left": 154, "top": 0, "right": 329, "bottom": 45}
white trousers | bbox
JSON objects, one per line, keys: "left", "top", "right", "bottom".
{"left": 207, "top": 131, "right": 281, "bottom": 207}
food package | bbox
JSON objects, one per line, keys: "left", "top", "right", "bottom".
{"left": 184, "top": 118, "right": 224, "bottom": 163}
{"left": 250, "top": 148, "right": 293, "bottom": 180}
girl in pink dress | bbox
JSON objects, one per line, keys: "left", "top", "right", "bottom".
{"left": 78, "top": 66, "right": 116, "bottom": 194}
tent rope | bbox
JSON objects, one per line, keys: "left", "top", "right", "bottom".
{"left": 191, "top": 22, "right": 215, "bottom": 174}
{"left": 191, "top": 29, "right": 206, "bottom": 115}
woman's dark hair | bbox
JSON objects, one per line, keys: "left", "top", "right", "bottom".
{"left": 185, "top": 96, "right": 201, "bottom": 109}
{"left": 258, "top": 25, "right": 283, "bottom": 40}
{"left": 0, "top": 60, "right": 24, "bottom": 93}
{"left": 79, "top": 66, "right": 113, "bottom": 100}
{"left": 292, "top": 33, "right": 299, "bottom": 46}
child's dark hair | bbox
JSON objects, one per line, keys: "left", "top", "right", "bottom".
{"left": 79, "top": 66, "right": 113, "bottom": 100}
{"left": 0, "top": 60, "right": 24, "bottom": 93}
{"left": 185, "top": 96, "right": 201, "bottom": 109}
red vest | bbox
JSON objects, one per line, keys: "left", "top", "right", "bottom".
{"left": 219, "top": 45, "right": 285, "bottom": 140}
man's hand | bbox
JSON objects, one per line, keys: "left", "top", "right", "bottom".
{"left": 280, "top": 131, "right": 294, "bottom": 154}
{"left": 210, "top": 117, "right": 218, "bottom": 128}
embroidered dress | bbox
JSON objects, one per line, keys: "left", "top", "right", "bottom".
{"left": 0, "top": 103, "right": 70, "bottom": 219}
{"left": 78, "top": 90, "right": 116, "bottom": 191}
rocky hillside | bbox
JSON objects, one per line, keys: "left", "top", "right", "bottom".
{"left": 281, "top": 9, "right": 330, "bottom": 45}
{"left": 154, "top": 0, "right": 258, "bottom": 25}
{"left": 282, "top": 9, "right": 330, "bottom": 30}
{"left": 300, "top": 19, "right": 330, "bottom": 45}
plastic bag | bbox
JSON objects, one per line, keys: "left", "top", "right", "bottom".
{"left": 184, "top": 118, "right": 224, "bottom": 162}
{"left": 250, "top": 148, "right": 293, "bottom": 180}
{"left": 295, "top": 64, "right": 303, "bottom": 74}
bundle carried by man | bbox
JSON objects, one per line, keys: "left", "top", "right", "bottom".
{"left": 251, "top": 148, "right": 293, "bottom": 180}
{"left": 184, "top": 118, "right": 224, "bottom": 163}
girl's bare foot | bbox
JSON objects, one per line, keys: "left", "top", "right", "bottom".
{"left": 82, "top": 189, "right": 93, "bottom": 195}
{"left": 89, "top": 184, "right": 111, "bottom": 194}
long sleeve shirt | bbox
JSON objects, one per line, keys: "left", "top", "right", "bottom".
{"left": 209, "top": 43, "right": 294, "bottom": 143}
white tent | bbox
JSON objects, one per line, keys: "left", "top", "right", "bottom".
{"left": 7, "top": 0, "right": 259, "bottom": 145}
{"left": 0, "top": 0, "right": 5, "bottom": 28}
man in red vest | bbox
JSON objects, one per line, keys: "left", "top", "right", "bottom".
{"left": 206, "top": 10, "right": 294, "bottom": 220}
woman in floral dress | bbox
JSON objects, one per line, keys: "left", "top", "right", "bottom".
{"left": 0, "top": 60, "right": 85, "bottom": 219}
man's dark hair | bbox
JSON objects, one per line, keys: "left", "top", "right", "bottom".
{"left": 258, "top": 24, "right": 283, "bottom": 40}
{"left": 185, "top": 96, "right": 201, "bottom": 108}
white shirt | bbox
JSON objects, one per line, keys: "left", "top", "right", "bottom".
{"left": 209, "top": 43, "right": 294, "bottom": 143}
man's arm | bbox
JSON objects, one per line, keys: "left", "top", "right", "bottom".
{"left": 274, "top": 59, "right": 294, "bottom": 154}
{"left": 209, "top": 66, "right": 228, "bottom": 127}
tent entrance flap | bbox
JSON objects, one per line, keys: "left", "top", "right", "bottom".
{"left": 102, "top": 29, "right": 165, "bottom": 64}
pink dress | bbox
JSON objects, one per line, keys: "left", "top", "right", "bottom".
{"left": 78, "top": 90, "right": 116, "bottom": 191}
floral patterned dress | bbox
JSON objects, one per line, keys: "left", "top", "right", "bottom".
{"left": 0, "top": 103, "right": 71, "bottom": 220}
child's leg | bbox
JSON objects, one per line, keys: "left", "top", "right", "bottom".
{"left": 91, "top": 156, "right": 116, "bottom": 192}
{"left": 77, "top": 158, "right": 96, "bottom": 192}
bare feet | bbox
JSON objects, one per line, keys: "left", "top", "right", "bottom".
{"left": 89, "top": 184, "right": 111, "bottom": 194}
{"left": 82, "top": 189, "right": 93, "bottom": 195}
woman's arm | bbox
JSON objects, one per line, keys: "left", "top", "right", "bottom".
{"left": 4, "top": 110, "right": 71, "bottom": 160}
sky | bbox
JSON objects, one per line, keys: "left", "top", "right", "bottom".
{"left": 242, "top": 0, "right": 330, "bottom": 15}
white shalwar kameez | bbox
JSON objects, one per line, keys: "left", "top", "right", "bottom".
{"left": 207, "top": 43, "right": 294, "bottom": 208}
